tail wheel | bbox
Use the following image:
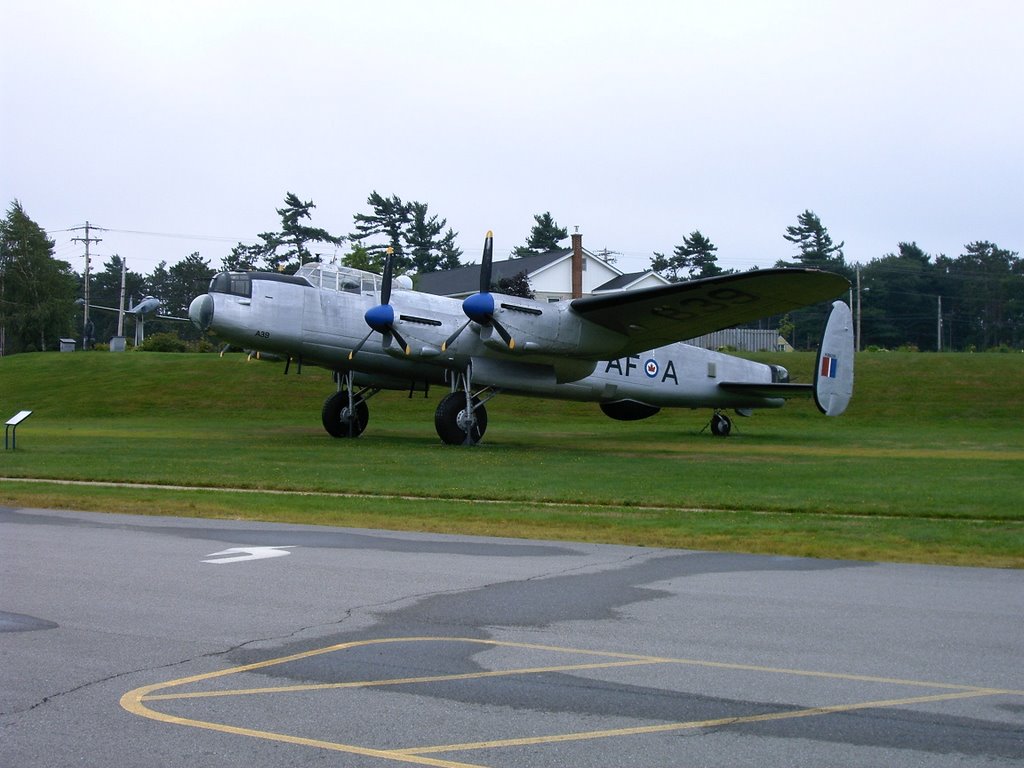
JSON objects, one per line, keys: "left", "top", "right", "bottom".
{"left": 434, "top": 392, "right": 488, "bottom": 445}
{"left": 710, "top": 412, "right": 732, "bottom": 437}
{"left": 322, "top": 391, "right": 369, "bottom": 438}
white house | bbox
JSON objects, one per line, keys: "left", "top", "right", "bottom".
{"left": 416, "top": 233, "right": 670, "bottom": 301}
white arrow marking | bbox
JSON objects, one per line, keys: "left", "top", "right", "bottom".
{"left": 203, "top": 546, "right": 296, "bottom": 564}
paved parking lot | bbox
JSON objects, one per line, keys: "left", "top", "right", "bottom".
{"left": 4, "top": 507, "right": 1022, "bottom": 766}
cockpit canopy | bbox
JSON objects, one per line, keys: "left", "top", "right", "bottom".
{"left": 296, "top": 262, "right": 381, "bottom": 296}
{"left": 207, "top": 263, "right": 390, "bottom": 299}
{"left": 208, "top": 272, "right": 252, "bottom": 298}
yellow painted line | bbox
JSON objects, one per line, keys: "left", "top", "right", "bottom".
{"left": 142, "top": 659, "right": 659, "bottom": 701}
{"left": 122, "top": 636, "right": 1023, "bottom": 766}
{"left": 119, "top": 642, "right": 489, "bottom": 768}
{"left": 141, "top": 651, "right": 1024, "bottom": 703}
{"left": 118, "top": 695, "right": 489, "bottom": 768}
{"left": 398, "top": 689, "right": 1002, "bottom": 755}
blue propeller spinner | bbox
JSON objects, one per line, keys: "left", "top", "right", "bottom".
{"left": 349, "top": 248, "right": 410, "bottom": 360}
{"left": 442, "top": 231, "right": 515, "bottom": 352}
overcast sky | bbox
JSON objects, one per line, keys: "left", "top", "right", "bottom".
{"left": 2, "top": 1, "right": 1021, "bottom": 279}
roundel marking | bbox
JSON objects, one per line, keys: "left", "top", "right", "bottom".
{"left": 644, "top": 358, "right": 659, "bottom": 378}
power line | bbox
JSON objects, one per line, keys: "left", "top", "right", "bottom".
{"left": 45, "top": 225, "right": 250, "bottom": 243}
{"left": 103, "top": 227, "right": 254, "bottom": 243}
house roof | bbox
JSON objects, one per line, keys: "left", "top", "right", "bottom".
{"left": 593, "top": 271, "right": 651, "bottom": 292}
{"left": 416, "top": 249, "right": 575, "bottom": 296}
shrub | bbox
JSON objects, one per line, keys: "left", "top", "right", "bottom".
{"left": 140, "top": 332, "right": 189, "bottom": 352}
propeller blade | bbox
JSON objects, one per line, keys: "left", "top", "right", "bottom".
{"left": 380, "top": 247, "right": 395, "bottom": 305}
{"left": 491, "top": 318, "right": 515, "bottom": 350}
{"left": 479, "top": 231, "right": 494, "bottom": 292}
{"left": 348, "top": 329, "right": 374, "bottom": 360}
{"left": 386, "top": 327, "right": 412, "bottom": 356}
{"left": 441, "top": 319, "right": 471, "bottom": 352}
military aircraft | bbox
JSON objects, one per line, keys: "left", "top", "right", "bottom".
{"left": 81, "top": 295, "right": 187, "bottom": 346}
{"left": 189, "top": 232, "right": 854, "bottom": 445}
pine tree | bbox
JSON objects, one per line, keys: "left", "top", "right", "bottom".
{"left": 687, "top": 231, "right": 725, "bottom": 277}
{"left": 266, "top": 192, "right": 343, "bottom": 273}
{"left": 341, "top": 243, "right": 381, "bottom": 272}
{"left": 650, "top": 230, "right": 724, "bottom": 282}
{"left": 227, "top": 193, "right": 343, "bottom": 275}
{"left": 938, "top": 241, "right": 1021, "bottom": 350}
{"left": 349, "top": 192, "right": 462, "bottom": 273}
{"left": 349, "top": 191, "right": 411, "bottom": 264}
{"left": 782, "top": 210, "right": 846, "bottom": 270}
{"left": 436, "top": 228, "right": 463, "bottom": 270}
{"left": 779, "top": 210, "right": 850, "bottom": 349}
{"left": 860, "top": 242, "right": 937, "bottom": 350}
{"left": 146, "top": 260, "right": 172, "bottom": 300}
{"left": 223, "top": 242, "right": 263, "bottom": 272}
{"left": 166, "top": 253, "right": 214, "bottom": 319}
{"left": 523, "top": 212, "right": 568, "bottom": 253}
{"left": 0, "top": 200, "right": 78, "bottom": 353}
{"left": 404, "top": 202, "right": 462, "bottom": 272}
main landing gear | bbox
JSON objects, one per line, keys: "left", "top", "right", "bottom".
{"left": 707, "top": 411, "right": 733, "bottom": 437}
{"left": 434, "top": 393, "right": 487, "bottom": 445}
{"left": 322, "top": 369, "right": 497, "bottom": 445}
{"left": 322, "top": 372, "right": 379, "bottom": 438}
{"left": 433, "top": 368, "right": 497, "bottom": 446}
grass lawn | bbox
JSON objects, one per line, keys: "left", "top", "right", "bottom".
{"left": 1, "top": 350, "right": 1022, "bottom": 567}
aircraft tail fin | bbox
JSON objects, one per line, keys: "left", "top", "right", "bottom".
{"left": 814, "top": 301, "right": 855, "bottom": 416}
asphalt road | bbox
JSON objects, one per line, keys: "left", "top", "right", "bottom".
{"left": 2, "top": 506, "right": 1022, "bottom": 767}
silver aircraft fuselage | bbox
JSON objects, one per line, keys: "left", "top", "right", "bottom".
{"left": 190, "top": 262, "right": 789, "bottom": 412}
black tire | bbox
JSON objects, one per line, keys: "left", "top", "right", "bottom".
{"left": 710, "top": 412, "right": 732, "bottom": 437}
{"left": 321, "top": 391, "right": 369, "bottom": 438}
{"left": 434, "top": 392, "right": 488, "bottom": 445}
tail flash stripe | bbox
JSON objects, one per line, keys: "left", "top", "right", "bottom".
{"left": 820, "top": 354, "right": 838, "bottom": 379}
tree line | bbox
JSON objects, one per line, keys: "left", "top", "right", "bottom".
{"left": 1, "top": 196, "right": 1021, "bottom": 354}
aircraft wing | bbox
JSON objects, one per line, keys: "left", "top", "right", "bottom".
{"left": 569, "top": 268, "right": 849, "bottom": 357}
{"left": 80, "top": 302, "right": 122, "bottom": 313}
{"left": 83, "top": 304, "right": 189, "bottom": 321}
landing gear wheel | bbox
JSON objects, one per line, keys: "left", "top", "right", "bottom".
{"left": 321, "top": 391, "right": 369, "bottom": 438}
{"left": 435, "top": 392, "right": 488, "bottom": 445}
{"left": 710, "top": 412, "right": 732, "bottom": 437}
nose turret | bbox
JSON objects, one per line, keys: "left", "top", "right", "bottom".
{"left": 189, "top": 294, "right": 214, "bottom": 331}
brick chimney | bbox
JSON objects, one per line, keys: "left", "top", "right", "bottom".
{"left": 571, "top": 231, "right": 583, "bottom": 299}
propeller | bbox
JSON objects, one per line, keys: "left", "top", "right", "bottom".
{"left": 348, "top": 248, "right": 411, "bottom": 360}
{"left": 441, "top": 231, "right": 515, "bottom": 352}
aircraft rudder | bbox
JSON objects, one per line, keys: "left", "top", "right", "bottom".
{"left": 814, "top": 300, "right": 854, "bottom": 416}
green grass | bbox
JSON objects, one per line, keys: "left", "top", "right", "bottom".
{"left": 1, "top": 350, "right": 1022, "bottom": 567}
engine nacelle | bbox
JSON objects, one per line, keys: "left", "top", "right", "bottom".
{"left": 599, "top": 400, "right": 661, "bottom": 421}
{"left": 488, "top": 298, "right": 626, "bottom": 358}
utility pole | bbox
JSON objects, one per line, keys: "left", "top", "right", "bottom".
{"left": 855, "top": 265, "right": 862, "bottom": 352}
{"left": 117, "top": 258, "right": 127, "bottom": 337}
{"left": 70, "top": 221, "right": 103, "bottom": 348}
{"left": 937, "top": 295, "right": 943, "bottom": 352}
